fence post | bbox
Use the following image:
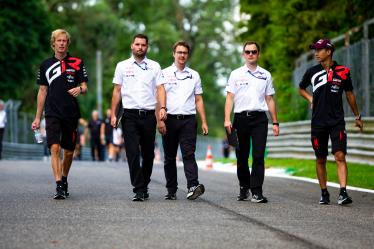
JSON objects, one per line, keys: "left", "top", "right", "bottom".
{"left": 363, "top": 20, "right": 370, "bottom": 116}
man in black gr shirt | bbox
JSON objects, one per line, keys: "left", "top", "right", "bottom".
{"left": 31, "top": 29, "right": 88, "bottom": 199}
{"left": 299, "top": 38, "right": 363, "bottom": 205}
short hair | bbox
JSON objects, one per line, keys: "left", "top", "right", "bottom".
{"left": 173, "top": 41, "right": 190, "bottom": 54}
{"left": 132, "top": 34, "right": 148, "bottom": 44}
{"left": 243, "top": 41, "right": 260, "bottom": 53}
{"left": 50, "top": 29, "right": 71, "bottom": 48}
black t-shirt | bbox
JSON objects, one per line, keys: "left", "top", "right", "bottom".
{"left": 299, "top": 61, "right": 353, "bottom": 127}
{"left": 88, "top": 119, "right": 103, "bottom": 141}
{"left": 37, "top": 53, "right": 88, "bottom": 118}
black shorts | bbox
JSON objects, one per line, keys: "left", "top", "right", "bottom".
{"left": 46, "top": 117, "right": 78, "bottom": 151}
{"left": 311, "top": 124, "right": 347, "bottom": 158}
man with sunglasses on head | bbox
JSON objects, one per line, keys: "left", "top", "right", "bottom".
{"left": 224, "top": 41, "right": 279, "bottom": 203}
{"left": 110, "top": 34, "right": 167, "bottom": 201}
{"left": 158, "top": 41, "right": 208, "bottom": 200}
{"left": 299, "top": 38, "right": 363, "bottom": 205}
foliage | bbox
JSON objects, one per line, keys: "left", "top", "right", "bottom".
{"left": 0, "top": 0, "right": 51, "bottom": 110}
{"left": 238, "top": 0, "right": 374, "bottom": 121}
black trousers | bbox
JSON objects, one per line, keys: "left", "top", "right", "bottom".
{"left": 0, "top": 128, "right": 4, "bottom": 160}
{"left": 162, "top": 115, "right": 199, "bottom": 193}
{"left": 233, "top": 111, "right": 268, "bottom": 194}
{"left": 122, "top": 110, "right": 156, "bottom": 194}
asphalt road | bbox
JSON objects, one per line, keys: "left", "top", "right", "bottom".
{"left": 0, "top": 160, "right": 373, "bottom": 249}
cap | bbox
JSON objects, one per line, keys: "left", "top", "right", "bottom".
{"left": 309, "top": 38, "right": 335, "bottom": 51}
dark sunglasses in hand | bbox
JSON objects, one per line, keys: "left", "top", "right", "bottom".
{"left": 244, "top": 50, "right": 258, "bottom": 55}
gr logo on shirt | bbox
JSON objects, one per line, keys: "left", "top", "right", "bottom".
{"left": 46, "top": 61, "right": 62, "bottom": 85}
{"left": 311, "top": 70, "right": 327, "bottom": 93}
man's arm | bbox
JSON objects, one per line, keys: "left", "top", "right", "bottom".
{"left": 195, "top": 94, "right": 208, "bottom": 135}
{"left": 156, "top": 85, "right": 167, "bottom": 121}
{"left": 346, "top": 91, "right": 363, "bottom": 132}
{"left": 265, "top": 95, "right": 279, "bottom": 136}
{"left": 110, "top": 84, "right": 122, "bottom": 128}
{"left": 224, "top": 92, "right": 234, "bottom": 134}
{"left": 31, "top": 85, "right": 48, "bottom": 130}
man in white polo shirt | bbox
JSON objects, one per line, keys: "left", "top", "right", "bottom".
{"left": 224, "top": 41, "right": 279, "bottom": 203}
{"left": 158, "top": 40, "right": 208, "bottom": 200}
{"left": 110, "top": 34, "right": 167, "bottom": 202}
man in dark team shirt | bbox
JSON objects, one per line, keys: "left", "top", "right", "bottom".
{"left": 299, "top": 38, "right": 363, "bottom": 205}
{"left": 31, "top": 29, "right": 88, "bottom": 199}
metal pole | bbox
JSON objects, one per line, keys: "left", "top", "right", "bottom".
{"left": 363, "top": 21, "right": 370, "bottom": 116}
{"left": 96, "top": 50, "right": 103, "bottom": 118}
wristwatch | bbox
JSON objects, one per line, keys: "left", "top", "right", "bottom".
{"left": 79, "top": 86, "right": 83, "bottom": 94}
{"left": 160, "top": 107, "right": 167, "bottom": 111}
{"left": 355, "top": 114, "right": 361, "bottom": 120}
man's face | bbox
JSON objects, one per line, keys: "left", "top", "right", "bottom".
{"left": 173, "top": 45, "right": 189, "bottom": 66}
{"left": 53, "top": 34, "right": 69, "bottom": 54}
{"left": 131, "top": 38, "right": 148, "bottom": 58}
{"left": 243, "top": 44, "right": 259, "bottom": 64}
{"left": 314, "top": 48, "right": 331, "bottom": 63}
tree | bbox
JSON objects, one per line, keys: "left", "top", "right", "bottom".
{"left": 0, "top": 0, "right": 51, "bottom": 110}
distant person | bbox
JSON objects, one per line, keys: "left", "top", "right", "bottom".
{"left": 87, "top": 110, "right": 105, "bottom": 161}
{"left": 0, "top": 99, "right": 6, "bottom": 160}
{"left": 104, "top": 109, "right": 114, "bottom": 161}
{"left": 110, "top": 34, "right": 166, "bottom": 201}
{"left": 111, "top": 127, "right": 123, "bottom": 161}
{"left": 158, "top": 41, "right": 208, "bottom": 201}
{"left": 299, "top": 38, "right": 363, "bottom": 205}
{"left": 31, "top": 29, "right": 88, "bottom": 199}
{"left": 224, "top": 41, "right": 279, "bottom": 203}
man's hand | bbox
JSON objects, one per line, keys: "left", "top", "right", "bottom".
{"left": 67, "top": 86, "right": 81, "bottom": 97}
{"left": 355, "top": 119, "right": 364, "bottom": 132}
{"left": 224, "top": 121, "right": 232, "bottom": 134}
{"left": 272, "top": 124, "right": 280, "bottom": 136}
{"left": 111, "top": 114, "right": 117, "bottom": 128}
{"left": 31, "top": 118, "right": 41, "bottom": 130}
{"left": 157, "top": 120, "right": 167, "bottom": 135}
{"left": 159, "top": 108, "right": 167, "bottom": 121}
{"left": 202, "top": 122, "right": 208, "bottom": 136}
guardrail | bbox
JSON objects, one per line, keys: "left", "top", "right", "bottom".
{"left": 267, "top": 117, "right": 374, "bottom": 165}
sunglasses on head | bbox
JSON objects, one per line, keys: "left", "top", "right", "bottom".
{"left": 244, "top": 50, "right": 258, "bottom": 55}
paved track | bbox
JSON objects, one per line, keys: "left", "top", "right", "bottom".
{"left": 0, "top": 160, "right": 373, "bottom": 249}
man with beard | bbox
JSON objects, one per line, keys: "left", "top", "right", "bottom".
{"left": 110, "top": 34, "right": 166, "bottom": 201}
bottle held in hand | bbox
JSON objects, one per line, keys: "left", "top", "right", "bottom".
{"left": 34, "top": 129, "right": 43, "bottom": 144}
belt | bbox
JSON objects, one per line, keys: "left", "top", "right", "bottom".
{"left": 123, "top": 109, "right": 155, "bottom": 116}
{"left": 235, "top": 111, "right": 264, "bottom": 117}
{"left": 168, "top": 114, "right": 195, "bottom": 120}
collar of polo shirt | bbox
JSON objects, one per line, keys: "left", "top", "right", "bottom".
{"left": 171, "top": 63, "right": 189, "bottom": 73}
{"left": 132, "top": 56, "right": 148, "bottom": 66}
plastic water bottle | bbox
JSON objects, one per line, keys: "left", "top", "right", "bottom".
{"left": 34, "top": 129, "right": 43, "bottom": 144}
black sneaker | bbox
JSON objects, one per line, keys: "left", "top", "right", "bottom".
{"left": 186, "top": 184, "right": 205, "bottom": 200}
{"left": 319, "top": 192, "right": 330, "bottom": 205}
{"left": 54, "top": 184, "right": 65, "bottom": 200}
{"left": 251, "top": 193, "right": 268, "bottom": 203}
{"left": 237, "top": 187, "right": 249, "bottom": 201}
{"left": 144, "top": 192, "right": 149, "bottom": 200}
{"left": 63, "top": 181, "right": 69, "bottom": 198}
{"left": 132, "top": 193, "right": 145, "bottom": 202}
{"left": 338, "top": 192, "right": 353, "bottom": 205}
{"left": 164, "top": 192, "right": 177, "bottom": 200}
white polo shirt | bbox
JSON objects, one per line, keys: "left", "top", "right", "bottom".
{"left": 225, "top": 65, "right": 275, "bottom": 113}
{"left": 162, "top": 64, "right": 203, "bottom": 115}
{"left": 112, "top": 56, "right": 165, "bottom": 110}
{"left": 0, "top": 110, "right": 6, "bottom": 128}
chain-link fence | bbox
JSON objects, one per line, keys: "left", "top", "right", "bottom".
{"left": 293, "top": 18, "right": 374, "bottom": 117}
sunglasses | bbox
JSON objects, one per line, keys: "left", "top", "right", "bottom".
{"left": 244, "top": 50, "right": 258, "bottom": 55}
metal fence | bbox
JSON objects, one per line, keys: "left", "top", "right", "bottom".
{"left": 293, "top": 18, "right": 374, "bottom": 117}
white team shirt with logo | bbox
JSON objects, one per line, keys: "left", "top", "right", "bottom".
{"left": 113, "top": 56, "right": 165, "bottom": 110}
{"left": 226, "top": 65, "right": 275, "bottom": 113}
{"left": 162, "top": 64, "right": 203, "bottom": 115}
